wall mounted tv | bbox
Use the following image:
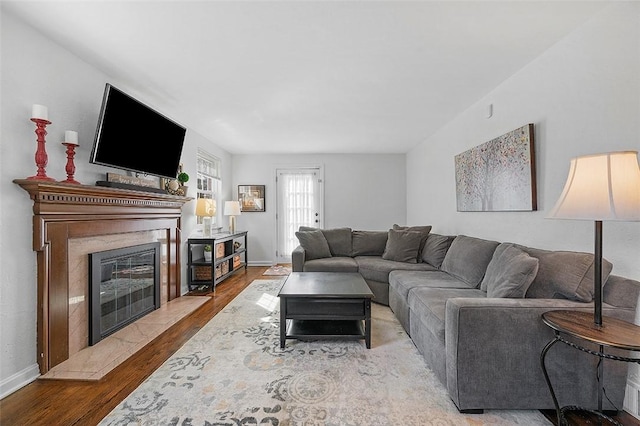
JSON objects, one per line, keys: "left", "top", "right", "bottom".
{"left": 90, "top": 84, "right": 186, "bottom": 180}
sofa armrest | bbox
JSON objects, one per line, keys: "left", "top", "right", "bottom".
{"left": 444, "top": 297, "right": 631, "bottom": 411}
{"left": 292, "top": 245, "right": 305, "bottom": 272}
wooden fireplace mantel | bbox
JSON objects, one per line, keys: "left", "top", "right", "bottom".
{"left": 14, "top": 179, "right": 192, "bottom": 374}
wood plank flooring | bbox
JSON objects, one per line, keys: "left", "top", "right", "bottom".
{"left": 0, "top": 265, "right": 638, "bottom": 425}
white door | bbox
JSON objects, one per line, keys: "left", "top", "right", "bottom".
{"left": 275, "top": 167, "right": 323, "bottom": 263}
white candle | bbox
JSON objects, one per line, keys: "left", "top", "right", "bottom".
{"left": 31, "top": 104, "right": 48, "bottom": 120}
{"left": 64, "top": 130, "right": 79, "bottom": 145}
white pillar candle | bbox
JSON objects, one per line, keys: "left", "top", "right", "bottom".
{"left": 64, "top": 130, "right": 79, "bottom": 145}
{"left": 31, "top": 104, "right": 48, "bottom": 120}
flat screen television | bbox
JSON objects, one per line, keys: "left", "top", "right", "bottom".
{"left": 90, "top": 84, "right": 186, "bottom": 180}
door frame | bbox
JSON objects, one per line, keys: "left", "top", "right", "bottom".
{"left": 273, "top": 164, "right": 325, "bottom": 263}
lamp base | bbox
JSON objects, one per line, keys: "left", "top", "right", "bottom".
{"left": 229, "top": 216, "right": 236, "bottom": 234}
{"left": 202, "top": 217, "right": 212, "bottom": 237}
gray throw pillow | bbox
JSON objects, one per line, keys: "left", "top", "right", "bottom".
{"left": 382, "top": 229, "right": 423, "bottom": 263}
{"left": 299, "top": 226, "right": 352, "bottom": 257}
{"left": 422, "top": 233, "right": 456, "bottom": 268}
{"left": 392, "top": 224, "right": 432, "bottom": 262}
{"left": 480, "top": 243, "right": 539, "bottom": 298}
{"left": 295, "top": 230, "right": 332, "bottom": 260}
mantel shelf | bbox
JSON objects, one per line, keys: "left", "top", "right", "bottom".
{"left": 14, "top": 179, "right": 192, "bottom": 214}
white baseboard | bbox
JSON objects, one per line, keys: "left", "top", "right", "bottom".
{"left": 624, "top": 377, "right": 640, "bottom": 420}
{"left": 0, "top": 364, "right": 40, "bottom": 399}
{"left": 247, "top": 261, "right": 274, "bottom": 267}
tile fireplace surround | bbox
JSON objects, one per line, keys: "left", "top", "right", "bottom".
{"left": 14, "top": 180, "right": 192, "bottom": 375}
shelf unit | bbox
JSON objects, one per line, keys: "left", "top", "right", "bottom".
{"left": 187, "top": 231, "right": 248, "bottom": 291}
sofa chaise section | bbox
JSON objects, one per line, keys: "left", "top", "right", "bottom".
{"left": 444, "top": 295, "right": 635, "bottom": 411}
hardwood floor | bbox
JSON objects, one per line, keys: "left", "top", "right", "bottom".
{"left": 1, "top": 265, "right": 638, "bottom": 425}
{"left": 0, "top": 266, "right": 269, "bottom": 426}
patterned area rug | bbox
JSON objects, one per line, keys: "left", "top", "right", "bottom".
{"left": 263, "top": 265, "right": 292, "bottom": 276}
{"left": 100, "top": 279, "right": 549, "bottom": 425}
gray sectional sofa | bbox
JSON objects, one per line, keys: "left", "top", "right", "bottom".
{"left": 292, "top": 226, "right": 640, "bottom": 413}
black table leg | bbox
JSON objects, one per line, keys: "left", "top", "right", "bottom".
{"left": 279, "top": 298, "right": 286, "bottom": 349}
{"left": 365, "top": 298, "right": 371, "bottom": 349}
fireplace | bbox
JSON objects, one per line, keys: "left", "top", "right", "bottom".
{"left": 15, "top": 179, "right": 189, "bottom": 373}
{"left": 89, "top": 243, "right": 161, "bottom": 345}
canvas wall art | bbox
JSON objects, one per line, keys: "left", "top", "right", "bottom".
{"left": 455, "top": 124, "right": 536, "bottom": 212}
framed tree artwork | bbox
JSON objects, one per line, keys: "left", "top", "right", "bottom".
{"left": 454, "top": 124, "right": 537, "bottom": 212}
{"left": 238, "top": 185, "right": 265, "bottom": 212}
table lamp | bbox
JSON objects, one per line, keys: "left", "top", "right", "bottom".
{"left": 548, "top": 151, "right": 640, "bottom": 326}
{"left": 224, "top": 201, "right": 241, "bottom": 234}
{"left": 196, "top": 198, "right": 216, "bottom": 236}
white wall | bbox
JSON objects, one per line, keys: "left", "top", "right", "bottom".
{"left": 406, "top": 3, "right": 640, "bottom": 417}
{"left": 0, "top": 11, "right": 232, "bottom": 397}
{"left": 232, "top": 154, "right": 407, "bottom": 264}
{"left": 407, "top": 2, "right": 640, "bottom": 281}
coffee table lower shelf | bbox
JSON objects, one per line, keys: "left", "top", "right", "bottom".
{"left": 285, "top": 319, "right": 365, "bottom": 343}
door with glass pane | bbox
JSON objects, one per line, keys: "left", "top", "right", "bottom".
{"left": 275, "top": 168, "right": 323, "bottom": 263}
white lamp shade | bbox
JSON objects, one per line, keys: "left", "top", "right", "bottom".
{"left": 224, "top": 201, "right": 242, "bottom": 216}
{"left": 549, "top": 151, "right": 640, "bottom": 221}
{"left": 195, "top": 198, "right": 216, "bottom": 217}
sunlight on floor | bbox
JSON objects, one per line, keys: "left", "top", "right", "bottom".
{"left": 256, "top": 292, "right": 279, "bottom": 312}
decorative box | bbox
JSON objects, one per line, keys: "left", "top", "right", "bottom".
{"left": 221, "top": 262, "right": 229, "bottom": 275}
{"left": 233, "top": 255, "right": 241, "bottom": 269}
{"left": 215, "top": 264, "right": 222, "bottom": 279}
{"left": 215, "top": 243, "right": 225, "bottom": 259}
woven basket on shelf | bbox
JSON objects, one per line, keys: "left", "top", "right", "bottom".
{"left": 195, "top": 266, "right": 212, "bottom": 281}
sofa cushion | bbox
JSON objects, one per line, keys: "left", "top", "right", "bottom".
{"left": 295, "top": 230, "right": 332, "bottom": 260}
{"left": 299, "top": 226, "right": 352, "bottom": 257}
{"left": 422, "top": 233, "right": 456, "bottom": 268}
{"left": 382, "top": 229, "right": 423, "bottom": 263}
{"left": 440, "top": 235, "right": 500, "bottom": 287}
{"left": 480, "top": 243, "right": 539, "bottom": 298}
{"left": 392, "top": 224, "right": 432, "bottom": 261}
{"left": 303, "top": 256, "right": 359, "bottom": 273}
{"left": 408, "top": 287, "right": 486, "bottom": 343}
{"left": 389, "top": 270, "right": 471, "bottom": 300}
{"left": 518, "top": 245, "right": 614, "bottom": 302}
{"left": 604, "top": 275, "right": 640, "bottom": 309}
{"left": 356, "top": 257, "right": 437, "bottom": 283}
{"left": 352, "top": 230, "right": 388, "bottom": 256}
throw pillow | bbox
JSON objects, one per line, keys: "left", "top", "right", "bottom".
{"left": 299, "top": 226, "right": 352, "bottom": 257}
{"left": 480, "top": 243, "right": 540, "bottom": 298}
{"left": 382, "top": 229, "right": 423, "bottom": 263}
{"left": 422, "top": 233, "right": 456, "bottom": 268}
{"left": 295, "top": 230, "right": 332, "bottom": 260}
{"left": 392, "top": 224, "right": 432, "bottom": 262}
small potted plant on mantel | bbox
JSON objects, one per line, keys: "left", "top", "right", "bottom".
{"left": 203, "top": 244, "right": 212, "bottom": 262}
{"left": 177, "top": 172, "right": 189, "bottom": 196}
{"left": 177, "top": 171, "right": 189, "bottom": 187}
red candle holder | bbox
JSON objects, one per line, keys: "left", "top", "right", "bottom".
{"left": 60, "top": 142, "right": 80, "bottom": 184}
{"left": 27, "top": 118, "right": 56, "bottom": 181}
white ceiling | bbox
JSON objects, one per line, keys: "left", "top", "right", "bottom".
{"left": 3, "top": 1, "right": 610, "bottom": 154}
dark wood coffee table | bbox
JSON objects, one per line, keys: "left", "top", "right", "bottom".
{"left": 278, "top": 272, "right": 374, "bottom": 349}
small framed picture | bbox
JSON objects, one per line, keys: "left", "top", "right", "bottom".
{"left": 238, "top": 185, "right": 265, "bottom": 212}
